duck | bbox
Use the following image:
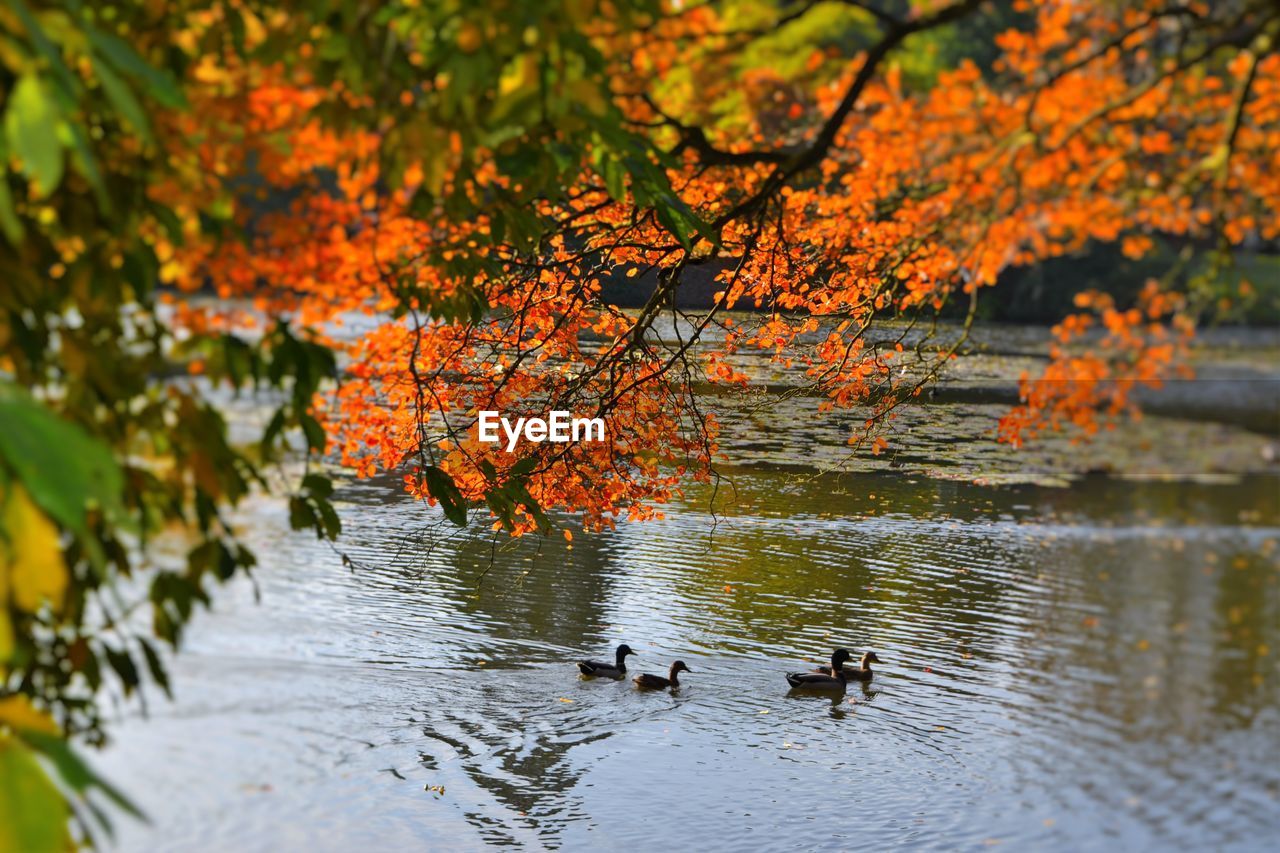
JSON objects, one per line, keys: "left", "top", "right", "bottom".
{"left": 812, "top": 650, "right": 882, "bottom": 682}
{"left": 786, "top": 648, "right": 851, "bottom": 691}
{"left": 577, "top": 643, "right": 636, "bottom": 678}
{"left": 633, "top": 660, "right": 692, "bottom": 690}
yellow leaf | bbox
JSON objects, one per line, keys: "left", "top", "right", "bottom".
{"left": 498, "top": 54, "right": 539, "bottom": 99}
{"left": 1, "top": 484, "right": 68, "bottom": 614}
{"left": 0, "top": 695, "right": 60, "bottom": 737}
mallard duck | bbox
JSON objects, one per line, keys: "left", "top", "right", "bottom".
{"left": 813, "top": 650, "right": 882, "bottom": 682}
{"left": 577, "top": 643, "right": 635, "bottom": 678}
{"left": 633, "top": 660, "right": 691, "bottom": 690}
{"left": 786, "top": 648, "right": 851, "bottom": 691}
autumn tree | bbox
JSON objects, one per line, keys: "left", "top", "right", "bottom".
{"left": 2, "top": 0, "right": 1277, "bottom": 844}
{"left": 297, "top": 0, "right": 1278, "bottom": 529}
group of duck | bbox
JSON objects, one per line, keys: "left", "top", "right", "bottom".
{"left": 577, "top": 644, "right": 883, "bottom": 692}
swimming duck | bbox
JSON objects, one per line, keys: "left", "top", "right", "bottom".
{"left": 634, "top": 660, "right": 692, "bottom": 690}
{"left": 577, "top": 643, "right": 635, "bottom": 678}
{"left": 786, "top": 648, "right": 851, "bottom": 691}
{"left": 813, "top": 650, "right": 882, "bottom": 682}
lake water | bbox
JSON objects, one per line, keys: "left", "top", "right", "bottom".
{"left": 95, "top": 464, "right": 1280, "bottom": 851}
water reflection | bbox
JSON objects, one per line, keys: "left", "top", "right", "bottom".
{"left": 94, "top": 470, "right": 1280, "bottom": 851}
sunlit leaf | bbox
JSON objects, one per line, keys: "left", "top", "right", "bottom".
{"left": 0, "top": 387, "right": 125, "bottom": 542}
{"left": 4, "top": 75, "right": 63, "bottom": 197}
{"left": 0, "top": 483, "right": 68, "bottom": 614}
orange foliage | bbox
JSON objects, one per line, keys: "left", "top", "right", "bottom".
{"left": 159, "top": 0, "right": 1278, "bottom": 529}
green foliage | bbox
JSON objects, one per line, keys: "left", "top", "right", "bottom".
{"left": 2, "top": 2, "right": 694, "bottom": 840}
{"left": 0, "top": 734, "right": 68, "bottom": 852}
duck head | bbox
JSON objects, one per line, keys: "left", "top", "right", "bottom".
{"left": 831, "top": 648, "right": 853, "bottom": 669}
{"left": 615, "top": 644, "right": 636, "bottom": 664}
{"left": 670, "top": 660, "right": 692, "bottom": 675}
{"left": 861, "top": 651, "right": 882, "bottom": 668}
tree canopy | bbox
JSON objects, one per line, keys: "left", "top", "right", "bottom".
{"left": 2, "top": 0, "right": 1277, "bottom": 844}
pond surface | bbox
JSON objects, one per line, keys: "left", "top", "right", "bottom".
{"left": 96, "top": 466, "right": 1279, "bottom": 851}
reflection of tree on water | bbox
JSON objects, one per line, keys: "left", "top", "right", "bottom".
{"left": 409, "top": 675, "right": 628, "bottom": 845}
{"left": 338, "top": 469, "right": 625, "bottom": 663}
{"left": 652, "top": 473, "right": 1016, "bottom": 661}
{"left": 441, "top": 526, "right": 622, "bottom": 659}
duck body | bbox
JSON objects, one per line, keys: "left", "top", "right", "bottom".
{"left": 577, "top": 643, "right": 635, "bottom": 678}
{"left": 634, "top": 660, "right": 691, "bottom": 690}
{"left": 787, "top": 648, "right": 852, "bottom": 692}
{"left": 813, "top": 651, "right": 881, "bottom": 682}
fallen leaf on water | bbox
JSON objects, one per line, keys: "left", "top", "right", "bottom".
{"left": 758, "top": 709, "right": 769, "bottom": 714}
{"left": 558, "top": 698, "right": 574, "bottom": 703}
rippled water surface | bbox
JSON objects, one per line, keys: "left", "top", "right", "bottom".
{"left": 97, "top": 469, "right": 1280, "bottom": 851}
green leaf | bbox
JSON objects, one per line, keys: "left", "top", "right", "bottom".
{"left": 0, "top": 168, "right": 23, "bottom": 244}
{"left": 602, "top": 156, "right": 626, "bottom": 201}
{"left": 260, "top": 408, "right": 287, "bottom": 457}
{"left": 149, "top": 203, "right": 185, "bottom": 246}
{"left": 485, "top": 490, "right": 515, "bottom": 531}
{"left": 0, "top": 734, "right": 71, "bottom": 852}
{"left": 509, "top": 456, "right": 539, "bottom": 478}
{"left": 288, "top": 496, "right": 316, "bottom": 531}
{"left": 505, "top": 478, "right": 552, "bottom": 534}
{"left": 653, "top": 192, "right": 716, "bottom": 251}
{"left": 299, "top": 413, "right": 327, "bottom": 454}
{"left": 4, "top": 75, "right": 63, "bottom": 197}
{"left": 20, "top": 730, "right": 145, "bottom": 821}
{"left": 313, "top": 496, "right": 341, "bottom": 540}
{"left": 85, "top": 28, "right": 187, "bottom": 109}
{"left": 138, "top": 639, "right": 172, "bottom": 699}
{"left": 91, "top": 57, "right": 153, "bottom": 145}
{"left": 8, "top": 1, "right": 81, "bottom": 102}
{"left": 103, "top": 646, "right": 140, "bottom": 694}
{"left": 302, "top": 473, "right": 333, "bottom": 499}
{"left": 0, "top": 385, "right": 125, "bottom": 541}
{"left": 423, "top": 466, "right": 468, "bottom": 527}
{"left": 63, "top": 120, "right": 111, "bottom": 213}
